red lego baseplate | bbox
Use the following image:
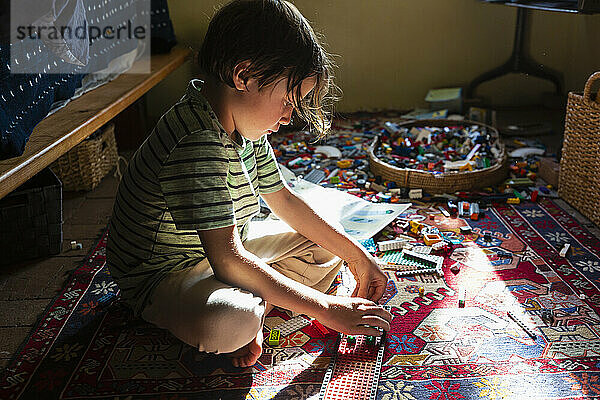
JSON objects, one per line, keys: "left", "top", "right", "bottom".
{"left": 318, "top": 306, "right": 389, "bottom": 400}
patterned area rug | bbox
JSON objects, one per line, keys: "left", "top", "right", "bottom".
{"left": 2, "top": 198, "right": 600, "bottom": 399}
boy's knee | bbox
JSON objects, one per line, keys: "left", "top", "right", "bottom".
{"left": 194, "top": 288, "right": 265, "bottom": 353}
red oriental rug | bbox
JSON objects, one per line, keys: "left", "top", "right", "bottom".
{"left": 1, "top": 197, "right": 600, "bottom": 399}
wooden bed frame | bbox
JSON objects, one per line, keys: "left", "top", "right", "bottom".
{"left": 0, "top": 46, "right": 191, "bottom": 200}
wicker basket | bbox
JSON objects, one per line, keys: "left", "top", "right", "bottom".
{"left": 51, "top": 123, "right": 118, "bottom": 191}
{"left": 0, "top": 168, "right": 62, "bottom": 265}
{"left": 558, "top": 72, "right": 600, "bottom": 226}
{"left": 368, "top": 119, "right": 508, "bottom": 194}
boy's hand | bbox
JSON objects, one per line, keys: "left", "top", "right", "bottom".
{"left": 318, "top": 296, "right": 392, "bottom": 336}
{"left": 346, "top": 253, "right": 388, "bottom": 302}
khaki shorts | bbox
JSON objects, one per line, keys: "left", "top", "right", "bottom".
{"left": 140, "top": 221, "right": 343, "bottom": 354}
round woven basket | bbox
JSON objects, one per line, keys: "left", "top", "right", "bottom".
{"left": 367, "top": 119, "right": 508, "bottom": 194}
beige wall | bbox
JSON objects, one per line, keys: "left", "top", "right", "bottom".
{"left": 146, "top": 0, "right": 600, "bottom": 122}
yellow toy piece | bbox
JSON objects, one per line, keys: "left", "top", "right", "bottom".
{"left": 268, "top": 329, "right": 281, "bottom": 346}
{"left": 409, "top": 220, "right": 424, "bottom": 234}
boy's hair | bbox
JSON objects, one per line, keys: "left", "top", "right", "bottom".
{"left": 199, "top": 0, "right": 337, "bottom": 139}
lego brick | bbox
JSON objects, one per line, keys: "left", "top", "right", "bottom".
{"left": 268, "top": 329, "right": 281, "bottom": 346}
{"left": 273, "top": 315, "right": 311, "bottom": 337}
{"left": 408, "top": 189, "right": 422, "bottom": 199}
{"left": 303, "top": 169, "right": 327, "bottom": 184}
{"left": 377, "top": 249, "right": 443, "bottom": 275}
{"left": 377, "top": 239, "right": 409, "bottom": 252}
{"left": 423, "top": 233, "right": 442, "bottom": 246}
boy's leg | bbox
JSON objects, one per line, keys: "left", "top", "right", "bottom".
{"left": 243, "top": 221, "right": 345, "bottom": 294}
{"left": 141, "top": 258, "right": 265, "bottom": 355}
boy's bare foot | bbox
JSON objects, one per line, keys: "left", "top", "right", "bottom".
{"left": 228, "top": 330, "right": 263, "bottom": 368}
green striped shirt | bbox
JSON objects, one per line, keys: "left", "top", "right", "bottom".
{"left": 107, "top": 79, "right": 284, "bottom": 314}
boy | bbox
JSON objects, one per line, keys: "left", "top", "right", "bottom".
{"left": 107, "top": 0, "right": 392, "bottom": 368}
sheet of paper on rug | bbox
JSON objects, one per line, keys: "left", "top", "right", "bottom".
{"left": 247, "top": 165, "right": 410, "bottom": 241}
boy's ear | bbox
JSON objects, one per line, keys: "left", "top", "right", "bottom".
{"left": 232, "top": 61, "right": 252, "bottom": 91}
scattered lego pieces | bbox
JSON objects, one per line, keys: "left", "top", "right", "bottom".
{"left": 373, "top": 122, "right": 503, "bottom": 174}
{"left": 418, "top": 286, "right": 425, "bottom": 296}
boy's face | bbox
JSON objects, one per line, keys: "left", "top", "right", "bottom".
{"left": 232, "top": 75, "right": 317, "bottom": 142}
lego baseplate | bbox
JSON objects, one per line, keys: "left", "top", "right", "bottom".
{"left": 377, "top": 248, "right": 443, "bottom": 276}
{"left": 318, "top": 306, "right": 389, "bottom": 400}
{"left": 272, "top": 315, "right": 312, "bottom": 337}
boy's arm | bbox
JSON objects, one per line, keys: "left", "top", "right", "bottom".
{"left": 197, "top": 225, "right": 391, "bottom": 336}
{"left": 260, "top": 184, "right": 388, "bottom": 302}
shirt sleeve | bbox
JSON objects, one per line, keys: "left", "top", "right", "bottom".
{"left": 254, "top": 135, "right": 285, "bottom": 195}
{"left": 158, "top": 130, "right": 235, "bottom": 231}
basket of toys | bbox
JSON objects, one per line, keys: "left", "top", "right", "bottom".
{"left": 51, "top": 123, "right": 118, "bottom": 191}
{"left": 558, "top": 71, "right": 600, "bottom": 226}
{"left": 367, "top": 119, "right": 508, "bottom": 194}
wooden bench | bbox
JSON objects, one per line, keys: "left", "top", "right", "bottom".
{"left": 0, "top": 46, "right": 191, "bottom": 200}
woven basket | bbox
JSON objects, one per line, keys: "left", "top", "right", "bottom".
{"left": 51, "top": 123, "right": 118, "bottom": 191}
{"left": 0, "top": 168, "right": 62, "bottom": 265}
{"left": 368, "top": 119, "right": 508, "bottom": 194}
{"left": 558, "top": 72, "right": 600, "bottom": 226}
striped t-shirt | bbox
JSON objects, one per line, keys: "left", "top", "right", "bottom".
{"left": 106, "top": 79, "right": 285, "bottom": 315}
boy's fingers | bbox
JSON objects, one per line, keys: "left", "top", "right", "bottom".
{"left": 365, "top": 305, "right": 393, "bottom": 323}
{"left": 360, "top": 316, "right": 391, "bottom": 332}
{"left": 357, "top": 283, "right": 369, "bottom": 299}
{"left": 352, "top": 283, "right": 359, "bottom": 297}
{"left": 372, "top": 284, "right": 386, "bottom": 302}
{"left": 367, "top": 286, "right": 376, "bottom": 300}
{"left": 353, "top": 325, "right": 385, "bottom": 337}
